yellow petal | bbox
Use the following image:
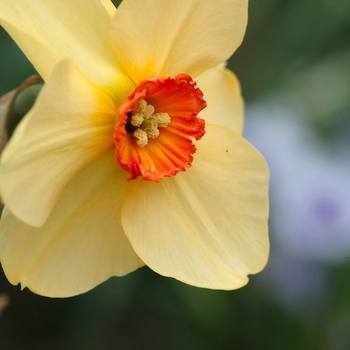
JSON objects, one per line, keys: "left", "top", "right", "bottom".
{"left": 100, "top": 0, "right": 117, "bottom": 17}
{"left": 0, "top": 152, "right": 144, "bottom": 298}
{"left": 121, "top": 125, "right": 269, "bottom": 290}
{"left": 109, "top": 0, "right": 248, "bottom": 83}
{"left": 0, "top": 0, "right": 131, "bottom": 95}
{"left": 0, "top": 59, "right": 117, "bottom": 227}
{"left": 196, "top": 66, "right": 244, "bottom": 134}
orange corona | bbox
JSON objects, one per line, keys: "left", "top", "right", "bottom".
{"left": 114, "top": 74, "right": 206, "bottom": 182}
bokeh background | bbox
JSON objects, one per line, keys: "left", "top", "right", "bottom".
{"left": 1, "top": 0, "right": 350, "bottom": 349}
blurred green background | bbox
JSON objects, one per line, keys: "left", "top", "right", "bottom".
{"left": 1, "top": 0, "right": 350, "bottom": 349}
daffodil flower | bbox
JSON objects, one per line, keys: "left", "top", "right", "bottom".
{"left": 0, "top": 0, "right": 269, "bottom": 297}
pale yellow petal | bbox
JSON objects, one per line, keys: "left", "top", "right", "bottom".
{"left": 0, "top": 0, "right": 132, "bottom": 95}
{"left": 122, "top": 125, "right": 269, "bottom": 290}
{"left": 109, "top": 0, "right": 248, "bottom": 83}
{"left": 0, "top": 152, "right": 144, "bottom": 298}
{"left": 0, "top": 59, "right": 117, "bottom": 227}
{"left": 196, "top": 66, "right": 244, "bottom": 134}
{"left": 100, "top": 0, "right": 117, "bottom": 17}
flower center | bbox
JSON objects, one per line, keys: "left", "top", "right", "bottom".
{"left": 114, "top": 74, "right": 206, "bottom": 182}
{"left": 126, "top": 99, "right": 171, "bottom": 147}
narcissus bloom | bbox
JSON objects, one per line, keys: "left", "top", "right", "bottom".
{"left": 0, "top": 0, "right": 269, "bottom": 297}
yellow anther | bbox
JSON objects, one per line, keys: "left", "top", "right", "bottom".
{"left": 131, "top": 99, "right": 171, "bottom": 147}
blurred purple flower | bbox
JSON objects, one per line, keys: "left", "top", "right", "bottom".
{"left": 244, "top": 97, "right": 350, "bottom": 263}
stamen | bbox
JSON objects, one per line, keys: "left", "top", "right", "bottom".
{"left": 127, "top": 99, "right": 171, "bottom": 148}
{"left": 134, "top": 128, "right": 148, "bottom": 147}
{"left": 142, "top": 119, "right": 159, "bottom": 139}
{"left": 130, "top": 113, "right": 144, "bottom": 127}
{"left": 152, "top": 112, "right": 171, "bottom": 127}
